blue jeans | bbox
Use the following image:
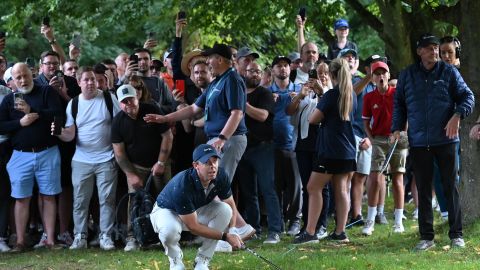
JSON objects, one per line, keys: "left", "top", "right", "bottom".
{"left": 237, "top": 142, "right": 282, "bottom": 233}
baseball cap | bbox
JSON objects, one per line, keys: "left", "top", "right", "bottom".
{"left": 288, "top": 52, "right": 300, "bottom": 62}
{"left": 163, "top": 48, "right": 173, "bottom": 62}
{"left": 116, "top": 84, "right": 137, "bottom": 103}
{"left": 371, "top": 61, "right": 389, "bottom": 73}
{"left": 151, "top": 59, "right": 164, "bottom": 70}
{"left": 334, "top": 19, "right": 349, "bottom": 30}
{"left": 271, "top": 56, "right": 291, "bottom": 67}
{"left": 365, "top": 54, "right": 387, "bottom": 67}
{"left": 202, "top": 43, "right": 232, "bottom": 60}
{"left": 3, "top": 67, "right": 12, "bottom": 83}
{"left": 337, "top": 48, "right": 357, "bottom": 59}
{"left": 236, "top": 47, "right": 259, "bottom": 59}
{"left": 416, "top": 33, "right": 440, "bottom": 48}
{"left": 192, "top": 144, "right": 221, "bottom": 163}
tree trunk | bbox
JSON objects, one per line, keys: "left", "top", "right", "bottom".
{"left": 458, "top": 0, "right": 480, "bottom": 224}
{"left": 376, "top": 0, "right": 414, "bottom": 76}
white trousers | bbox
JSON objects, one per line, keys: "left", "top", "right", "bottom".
{"left": 150, "top": 200, "right": 232, "bottom": 259}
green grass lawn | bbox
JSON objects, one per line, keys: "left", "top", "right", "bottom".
{"left": 2, "top": 205, "right": 480, "bottom": 270}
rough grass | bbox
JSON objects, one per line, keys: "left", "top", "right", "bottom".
{"left": 2, "top": 204, "right": 480, "bottom": 269}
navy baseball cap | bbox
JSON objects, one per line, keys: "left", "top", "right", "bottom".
{"left": 192, "top": 144, "right": 221, "bottom": 163}
{"left": 337, "top": 48, "right": 357, "bottom": 59}
{"left": 202, "top": 43, "right": 232, "bottom": 60}
{"left": 416, "top": 33, "right": 440, "bottom": 48}
{"left": 334, "top": 19, "right": 349, "bottom": 30}
{"left": 236, "top": 47, "right": 259, "bottom": 59}
{"left": 271, "top": 55, "right": 291, "bottom": 67}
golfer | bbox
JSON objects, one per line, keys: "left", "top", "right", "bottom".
{"left": 150, "top": 144, "right": 243, "bottom": 270}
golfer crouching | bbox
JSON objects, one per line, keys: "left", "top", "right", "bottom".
{"left": 150, "top": 144, "right": 243, "bottom": 270}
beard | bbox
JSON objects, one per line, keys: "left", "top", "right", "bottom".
{"left": 245, "top": 77, "right": 260, "bottom": 88}
{"left": 17, "top": 84, "right": 34, "bottom": 94}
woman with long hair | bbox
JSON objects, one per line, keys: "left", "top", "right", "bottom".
{"left": 293, "top": 58, "right": 356, "bottom": 244}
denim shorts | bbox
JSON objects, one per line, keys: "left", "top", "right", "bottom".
{"left": 7, "top": 146, "right": 61, "bottom": 198}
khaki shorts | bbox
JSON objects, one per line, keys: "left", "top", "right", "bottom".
{"left": 371, "top": 134, "right": 408, "bottom": 173}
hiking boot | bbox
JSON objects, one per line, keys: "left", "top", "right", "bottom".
{"left": 292, "top": 231, "right": 318, "bottom": 245}
{"left": 214, "top": 240, "right": 232, "bottom": 252}
{"left": 393, "top": 223, "right": 405, "bottom": 233}
{"left": 415, "top": 240, "right": 435, "bottom": 251}
{"left": 168, "top": 256, "right": 185, "bottom": 270}
{"left": 362, "top": 220, "right": 375, "bottom": 236}
{"left": 0, "top": 238, "right": 11, "bottom": 252}
{"left": 33, "top": 233, "right": 48, "bottom": 249}
{"left": 57, "top": 231, "right": 74, "bottom": 246}
{"left": 99, "top": 234, "right": 115, "bottom": 251}
{"left": 326, "top": 231, "right": 350, "bottom": 243}
{"left": 263, "top": 233, "right": 280, "bottom": 244}
{"left": 124, "top": 237, "right": 138, "bottom": 251}
{"left": 348, "top": 215, "right": 365, "bottom": 227}
{"left": 230, "top": 224, "right": 256, "bottom": 241}
{"left": 287, "top": 221, "right": 301, "bottom": 236}
{"left": 451, "top": 238, "right": 465, "bottom": 248}
{"left": 375, "top": 213, "right": 389, "bottom": 225}
{"left": 316, "top": 226, "right": 328, "bottom": 240}
{"left": 194, "top": 254, "right": 211, "bottom": 270}
{"left": 70, "top": 234, "right": 87, "bottom": 250}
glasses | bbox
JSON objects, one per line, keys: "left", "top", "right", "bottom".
{"left": 42, "top": 62, "right": 59, "bottom": 66}
{"left": 246, "top": 69, "right": 262, "bottom": 75}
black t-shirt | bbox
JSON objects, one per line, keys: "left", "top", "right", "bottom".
{"left": 111, "top": 103, "right": 170, "bottom": 167}
{"left": 245, "top": 86, "right": 275, "bottom": 147}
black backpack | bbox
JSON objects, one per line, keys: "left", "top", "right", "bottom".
{"left": 129, "top": 174, "right": 158, "bottom": 246}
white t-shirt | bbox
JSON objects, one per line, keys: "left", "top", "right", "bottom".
{"left": 294, "top": 68, "right": 309, "bottom": 85}
{"left": 65, "top": 90, "right": 121, "bottom": 163}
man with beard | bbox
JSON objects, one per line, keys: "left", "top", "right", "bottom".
{"left": 111, "top": 84, "right": 173, "bottom": 251}
{"left": 0, "top": 63, "right": 64, "bottom": 252}
{"left": 268, "top": 56, "right": 303, "bottom": 236}
{"left": 124, "top": 48, "right": 175, "bottom": 114}
{"left": 144, "top": 43, "right": 255, "bottom": 251}
{"left": 236, "top": 62, "right": 282, "bottom": 244}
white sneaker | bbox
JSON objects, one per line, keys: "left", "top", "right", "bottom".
{"left": 168, "top": 256, "right": 185, "bottom": 270}
{"left": 229, "top": 224, "right": 256, "bottom": 241}
{"left": 412, "top": 208, "right": 419, "bottom": 220}
{"left": 393, "top": 223, "right": 405, "bottom": 233}
{"left": 194, "top": 255, "right": 211, "bottom": 270}
{"left": 214, "top": 240, "right": 232, "bottom": 253}
{"left": 69, "top": 234, "right": 87, "bottom": 250}
{"left": 362, "top": 220, "right": 375, "bottom": 236}
{"left": 124, "top": 237, "right": 138, "bottom": 252}
{"left": 316, "top": 226, "right": 328, "bottom": 240}
{"left": 99, "top": 234, "right": 115, "bottom": 251}
{"left": 0, "top": 238, "right": 10, "bottom": 252}
{"left": 33, "top": 233, "right": 48, "bottom": 249}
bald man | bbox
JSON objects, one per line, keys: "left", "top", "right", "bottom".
{"left": 0, "top": 63, "right": 64, "bottom": 252}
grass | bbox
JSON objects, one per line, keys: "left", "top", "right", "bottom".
{"left": 2, "top": 204, "right": 480, "bottom": 269}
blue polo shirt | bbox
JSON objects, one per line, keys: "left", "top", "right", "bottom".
{"left": 156, "top": 167, "right": 232, "bottom": 215}
{"left": 269, "top": 82, "right": 301, "bottom": 150}
{"left": 351, "top": 75, "right": 367, "bottom": 138}
{"left": 315, "top": 87, "right": 357, "bottom": 160}
{"left": 195, "top": 68, "right": 247, "bottom": 138}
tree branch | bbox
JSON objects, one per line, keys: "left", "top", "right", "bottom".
{"left": 431, "top": 2, "right": 461, "bottom": 26}
{"left": 345, "top": 0, "right": 383, "bottom": 33}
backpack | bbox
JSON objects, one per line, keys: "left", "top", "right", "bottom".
{"left": 71, "top": 90, "right": 114, "bottom": 122}
{"left": 129, "top": 174, "right": 157, "bottom": 246}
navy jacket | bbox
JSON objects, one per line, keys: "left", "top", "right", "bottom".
{"left": 392, "top": 61, "right": 474, "bottom": 147}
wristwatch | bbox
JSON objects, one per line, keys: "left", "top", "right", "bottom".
{"left": 157, "top": 160, "right": 166, "bottom": 167}
{"left": 49, "top": 39, "right": 57, "bottom": 45}
{"left": 218, "top": 134, "right": 228, "bottom": 141}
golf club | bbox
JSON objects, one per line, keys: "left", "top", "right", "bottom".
{"left": 242, "top": 245, "right": 283, "bottom": 270}
{"left": 379, "top": 138, "right": 398, "bottom": 175}
{"left": 345, "top": 218, "right": 363, "bottom": 229}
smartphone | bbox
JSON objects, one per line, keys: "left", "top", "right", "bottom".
{"left": 129, "top": 54, "right": 138, "bottom": 65}
{"left": 308, "top": 69, "right": 318, "bottom": 79}
{"left": 26, "top": 58, "right": 35, "bottom": 68}
{"left": 53, "top": 116, "right": 64, "bottom": 136}
{"left": 299, "top": 7, "right": 306, "bottom": 22}
{"left": 147, "top": 32, "right": 155, "bottom": 40}
{"left": 175, "top": 80, "right": 185, "bottom": 97}
{"left": 71, "top": 34, "right": 81, "bottom": 48}
{"left": 55, "top": 70, "right": 64, "bottom": 79}
{"left": 177, "top": 11, "right": 187, "bottom": 20}
{"left": 42, "top": 16, "right": 50, "bottom": 27}
{"left": 0, "top": 31, "right": 5, "bottom": 39}
{"left": 13, "top": 92, "right": 24, "bottom": 109}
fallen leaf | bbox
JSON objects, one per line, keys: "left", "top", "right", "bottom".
{"left": 77, "top": 259, "right": 86, "bottom": 263}
{"left": 299, "top": 255, "right": 308, "bottom": 260}
{"left": 442, "top": 245, "right": 451, "bottom": 251}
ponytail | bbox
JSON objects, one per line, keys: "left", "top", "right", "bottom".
{"left": 329, "top": 58, "right": 353, "bottom": 121}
